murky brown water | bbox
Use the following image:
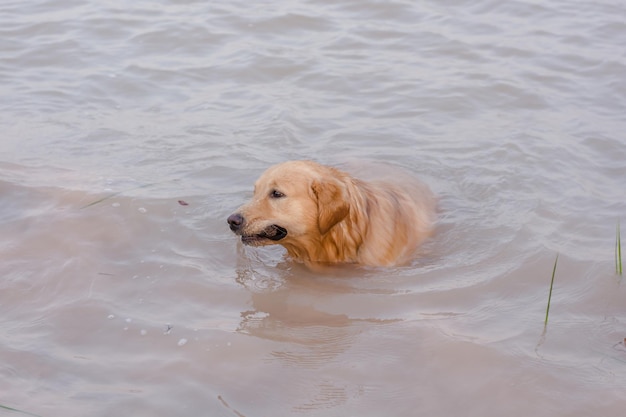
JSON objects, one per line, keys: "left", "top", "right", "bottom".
{"left": 1, "top": 0, "right": 625, "bottom": 416}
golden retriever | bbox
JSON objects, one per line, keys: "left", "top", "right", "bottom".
{"left": 227, "top": 160, "right": 436, "bottom": 267}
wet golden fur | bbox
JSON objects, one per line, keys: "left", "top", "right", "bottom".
{"left": 227, "top": 160, "right": 436, "bottom": 267}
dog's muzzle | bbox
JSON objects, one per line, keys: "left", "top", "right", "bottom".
{"left": 227, "top": 213, "right": 287, "bottom": 244}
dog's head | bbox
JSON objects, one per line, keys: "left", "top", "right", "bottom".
{"left": 227, "top": 161, "right": 350, "bottom": 248}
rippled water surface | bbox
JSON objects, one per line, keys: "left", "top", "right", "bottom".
{"left": 1, "top": 0, "right": 625, "bottom": 416}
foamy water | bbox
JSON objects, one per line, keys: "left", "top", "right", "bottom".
{"left": 1, "top": 0, "right": 625, "bottom": 416}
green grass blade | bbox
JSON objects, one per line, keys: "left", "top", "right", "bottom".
{"left": 80, "top": 179, "right": 179, "bottom": 209}
{"left": 0, "top": 404, "right": 43, "bottom": 417}
{"left": 80, "top": 190, "right": 125, "bottom": 209}
{"left": 544, "top": 253, "right": 559, "bottom": 327}
{"left": 617, "top": 220, "right": 622, "bottom": 276}
{"left": 80, "top": 182, "right": 155, "bottom": 209}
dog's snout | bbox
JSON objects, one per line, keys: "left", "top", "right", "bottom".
{"left": 227, "top": 213, "right": 245, "bottom": 232}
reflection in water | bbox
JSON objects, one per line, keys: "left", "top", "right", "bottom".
{"left": 233, "top": 251, "right": 400, "bottom": 410}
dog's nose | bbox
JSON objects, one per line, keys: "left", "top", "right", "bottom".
{"left": 227, "top": 213, "right": 245, "bottom": 232}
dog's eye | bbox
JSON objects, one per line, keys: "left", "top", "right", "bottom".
{"left": 269, "top": 189, "right": 285, "bottom": 199}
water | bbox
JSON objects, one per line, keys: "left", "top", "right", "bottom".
{"left": 1, "top": 0, "right": 625, "bottom": 415}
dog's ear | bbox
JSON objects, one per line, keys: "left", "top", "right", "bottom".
{"left": 311, "top": 178, "right": 350, "bottom": 235}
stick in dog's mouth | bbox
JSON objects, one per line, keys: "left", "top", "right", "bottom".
{"left": 241, "top": 224, "right": 288, "bottom": 245}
